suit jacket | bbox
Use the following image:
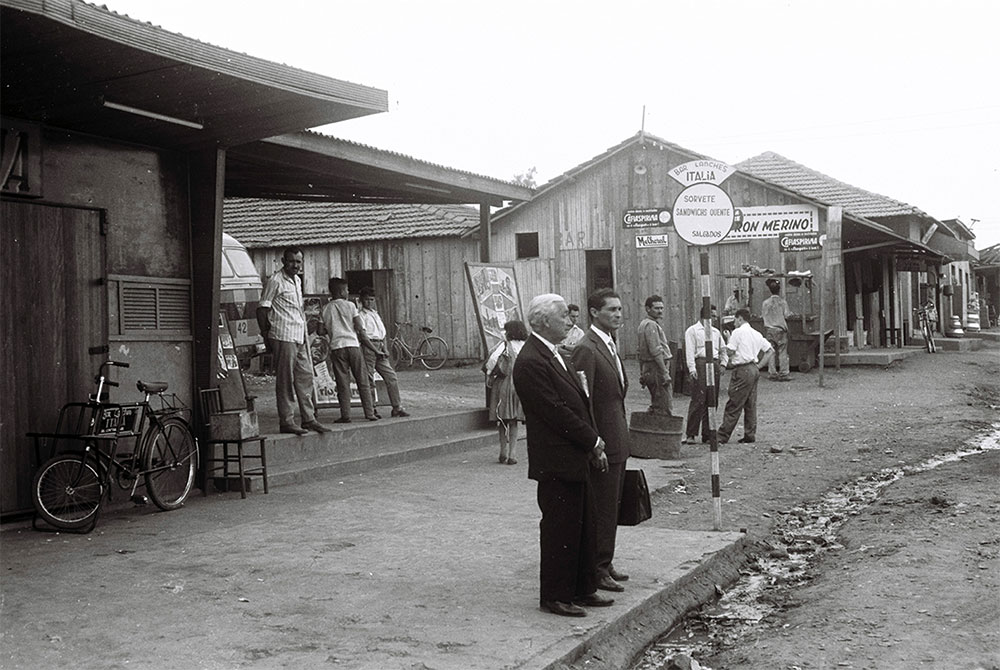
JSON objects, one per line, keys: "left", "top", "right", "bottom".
{"left": 512, "top": 335, "right": 600, "bottom": 482}
{"left": 570, "top": 330, "right": 630, "bottom": 464}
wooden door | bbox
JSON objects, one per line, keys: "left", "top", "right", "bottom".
{"left": 1, "top": 201, "right": 107, "bottom": 516}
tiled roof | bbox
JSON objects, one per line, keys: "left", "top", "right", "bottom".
{"left": 977, "top": 243, "right": 1000, "bottom": 267}
{"left": 736, "top": 152, "right": 927, "bottom": 219}
{"left": 223, "top": 198, "right": 480, "bottom": 248}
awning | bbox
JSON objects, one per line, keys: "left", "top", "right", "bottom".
{"left": 843, "top": 217, "right": 951, "bottom": 264}
{"left": 1, "top": 0, "right": 387, "bottom": 150}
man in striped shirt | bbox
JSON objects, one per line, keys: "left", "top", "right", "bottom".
{"left": 256, "top": 247, "right": 330, "bottom": 435}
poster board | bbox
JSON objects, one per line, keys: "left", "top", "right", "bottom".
{"left": 216, "top": 311, "right": 248, "bottom": 411}
{"left": 465, "top": 263, "right": 523, "bottom": 356}
{"left": 304, "top": 296, "right": 373, "bottom": 408}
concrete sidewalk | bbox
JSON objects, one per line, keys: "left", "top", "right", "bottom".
{"left": 1, "top": 416, "right": 747, "bottom": 670}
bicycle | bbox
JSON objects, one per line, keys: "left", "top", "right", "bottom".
{"left": 388, "top": 321, "right": 449, "bottom": 370}
{"left": 914, "top": 306, "right": 937, "bottom": 353}
{"left": 29, "top": 361, "right": 198, "bottom": 532}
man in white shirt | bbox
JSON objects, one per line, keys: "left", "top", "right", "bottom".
{"left": 718, "top": 308, "right": 773, "bottom": 445}
{"left": 357, "top": 287, "right": 409, "bottom": 418}
{"left": 256, "top": 247, "right": 328, "bottom": 435}
{"left": 682, "top": 305, "right": 728, "bottom": 445}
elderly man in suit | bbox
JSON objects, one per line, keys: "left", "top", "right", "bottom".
{"left": 570, "top": 288, "right": 631, "bottom": 593}
{"left": 513, "top": 293, "right": 615, "bottom": 617}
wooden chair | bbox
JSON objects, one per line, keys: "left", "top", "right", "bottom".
{"left": 198, "top": 388, "right": 268, "bottom": 499}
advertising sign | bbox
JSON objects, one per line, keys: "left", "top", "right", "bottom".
{"left": 622, "top": 208, "right": 671, "bottom": 229}
{"left": 725, "top": 205, "right": 819, "bottom": 242}
{"left": 668, "top": 159, "right": 736, "bottom": 186}
{"left": 465, "top": 263, "right": 523, "bottom": 355}
{"left": 779, "top": 232, "right": 823, "bottom": 252}
{"left": 671, "top": 182, "right": 736, "bottom": 246}
{"left": 635, "top": 233, "right": 669, "bottom": 248}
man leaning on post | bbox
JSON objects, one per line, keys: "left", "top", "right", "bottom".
{"left": 256, "top": 247, "right": 330, "bottom": 436}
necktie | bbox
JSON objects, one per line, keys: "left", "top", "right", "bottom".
{"left": 608, "top": 338, "right": 624, "bottom": 385}
{"left": 553, "top": 350, "right": 567, "bottom": 371}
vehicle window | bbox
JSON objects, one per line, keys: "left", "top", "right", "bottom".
{"left": 226, "top": 248, "right": 259, "bottom": 278}
{"left": 220, "top": 252, "right": 235, "bottom": 279}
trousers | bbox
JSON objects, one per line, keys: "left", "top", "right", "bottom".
{"left": 272, "top": 339, "right": 315, "bottom": 428}
{"left": 718, "top": 363, "right": 760, "bottom": 441}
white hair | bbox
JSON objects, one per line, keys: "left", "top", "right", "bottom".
{"left": 526, "top": 293, "right": 565, "bottom": 331}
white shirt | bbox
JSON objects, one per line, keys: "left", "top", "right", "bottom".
{"left": 590, "top": 325, "right": 624, "bottom": 385}
{"left": 259, "top": 269, "right": 305, "bottom": 343}
{"left": 684, "top": 321, "right": 729, "bottom": 372}
{"left": 359, "top": 307, "right": 387, "bottom": 340}
{"left": 726, "top": 322, "right": 772, "bottom": 366}
{"left": 531, "top": 332, "right": 567, "bottom": 370}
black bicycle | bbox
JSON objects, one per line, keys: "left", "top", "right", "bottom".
{"left": 30, "top": 361, "right": 198, "bottom": 531}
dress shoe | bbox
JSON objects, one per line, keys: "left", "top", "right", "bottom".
{"left": 279, "top": 425, "right": 308, "bottom": 436}
{"left": 506, "top": 458, "right": 517, "bottom": 465}
{"left": 539, "top": 600, "right": 586, "bottom": 617}
{"left": 718, "top": 436, "right": 729, "bottom": 445}
{"left": 609, "top": 567, "right": 629, "bottom": 582}
{"left": 596, "top": 575, "right": 624, "bottom": 592}
{"left": 302, "top": 420, "right": 331, "bottom": 433}
{"left": 391, "top": 408, "right": 410, "bottom": 417}
{"left": 574, "top": 592, "right": 614, "bottom": 607}
{"left": 737, "top": 436, "right": 756, "bottom": 443}
{"left": 365, "top": 415, "right": 379, "bottom": 421}
{"left": 681, "top": 436, "right": 696, "bottom": 445}
{"left": 373, "top": 411, "right": 382, "bottom": 419}
{"left": 334, "top": 417, "right": 352, "bottom": 424}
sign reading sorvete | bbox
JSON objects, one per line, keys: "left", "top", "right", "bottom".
{"left": 635, "top": 233, "right": 669, "bottom": 248}
{"left": 725, "top": 204, "right": 818, "bottom": 241}
{"left": 623, "top": 208, "right": 671, "bottom": 229}
{"left": 669, "top": 160, "right": 737, "bottom": 246}
{"left": 779, "top": 232, "right": 822, "bottom": 252}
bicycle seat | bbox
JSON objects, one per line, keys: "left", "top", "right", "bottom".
{"left": 137, "top": 380, "right": 169, "bottom": 394}
{"left": 421, "top": 326, "right": 433, "bottom": 334}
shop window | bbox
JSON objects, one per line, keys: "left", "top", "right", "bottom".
{"left": 516, "top": 232, "right": 539, "bottom": 259}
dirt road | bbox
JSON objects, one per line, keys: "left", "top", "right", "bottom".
{"left": 635, "top": 345, "right": 1000, "bottom": 670}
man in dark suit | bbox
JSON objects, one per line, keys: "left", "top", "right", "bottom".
{"left": 513, "top": 293, "right": 615, "bottom": 617}
{"left": 570, "top": 288, "right": 631, "bottom": 593}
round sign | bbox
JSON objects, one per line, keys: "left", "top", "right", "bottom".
{"left": 671, "top": 183, "right": 735, "bottom": 246}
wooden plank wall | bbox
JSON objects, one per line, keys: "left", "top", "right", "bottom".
{"left": 491, "top": 141, "right": 839, "bottom": 356}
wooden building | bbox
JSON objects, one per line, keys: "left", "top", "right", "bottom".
{"left": 488, "top": 132, "right": 960, "bottom": 356}
{"left": 224, "top": 197, "right": 490, "bottom": 363}
{"left": 0, "top": 0, "right": 528, "bottom": 517}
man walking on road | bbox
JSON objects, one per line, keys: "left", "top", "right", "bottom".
{"left": 571, "top": 288, "right": 631, "bottom": 593}
{"left": 637, "top": 294, "right": 674, "bottom": 416}
{"left": 718, "top": 308, "right": 773, "bottom": 444}
{"left": 762, "top": 279, "right": 792, "bottom": 381}
{"left": 683, "top": 304, "right": 728, "bottom": 445}
{"left": 357, "top": 286, "right": 410, "bottom": 418}
{"left": 513, "top": 293, "right": 613, "bottom": 617}
{"left": 256, "top": 247, "right": 330, "bottom": 435}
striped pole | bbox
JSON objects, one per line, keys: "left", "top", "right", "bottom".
{"left": 700, "top": 251, "right": 723, "bottom": 530}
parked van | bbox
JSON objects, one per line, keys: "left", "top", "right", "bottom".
{"left": 220, "top": 233, "right": 265, "bottom": 367}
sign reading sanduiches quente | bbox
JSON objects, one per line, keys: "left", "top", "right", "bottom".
{"left": 672, "top": 182, "right": 735, "bottom": 246}
{"left": 623, "top": 208, "right": 671, "bottom": 229}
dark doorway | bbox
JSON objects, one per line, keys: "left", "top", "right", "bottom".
{"left": 586, "top": 250, "right": 614, "bottom": 296}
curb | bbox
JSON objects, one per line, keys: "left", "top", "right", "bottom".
{"left": 529, "top": 532, "right": 758, "bottom": 670}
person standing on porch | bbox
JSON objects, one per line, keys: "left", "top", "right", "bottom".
{"left": 357, "top": 287, "right": 410, "bottom": 418}
{"left": 321, "top": 278, "right": 377, "bottom": 423}
{"left": 762, "top": 279, "right": 792, "bottom": 381}
{"left": 257, "top": 247, "right": 330, "bottom": 435}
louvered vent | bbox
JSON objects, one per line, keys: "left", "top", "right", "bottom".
{"left": 119, "top": 281, "right": 191, "bottom": 333}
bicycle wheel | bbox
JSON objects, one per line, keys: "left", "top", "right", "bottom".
{"left": 143, "top": 416, "right": 197, "bottom": 511}
{"left": 389, "top": 340, "right": 407, "bottom": 369}
{"left": 33, "top": 452, "right": 105, "bottom": 530}
{"left": 417, "top": 336, "right": 449, "bottom": 370}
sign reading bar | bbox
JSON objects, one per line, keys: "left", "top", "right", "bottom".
{"left": 635, "top": 233, "right": 669, "bottom": 249}
{"left": 779, "top": 232, "right": 822, "bottom": 252}
{"left": 623, "top": 208, "right": 671, "bottom": 229}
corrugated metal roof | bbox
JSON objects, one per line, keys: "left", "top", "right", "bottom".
{"left": 736, "top": 152, "right": 927, "bottom": 219}
{"left": 223, "top": 198, "right": 480, "bottom": 248}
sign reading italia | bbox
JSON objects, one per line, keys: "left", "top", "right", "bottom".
{"left": 622, "top": 208, "right": 671, "bottom": 229}
{"left": 635, "top": 233, "right": 669, "bottom": 249}
{"left": 779, "top": 232, "right": 822, "bottom": 252}
{"left": 725, "top": 205, "right": 819, "bottom": 241}
{"left": 668, "top": 159, "right": 735, "bottom": 187}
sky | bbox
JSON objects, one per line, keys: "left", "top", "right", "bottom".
{"left": 100, "top": 0, "right": 1000, "bottom": 250}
